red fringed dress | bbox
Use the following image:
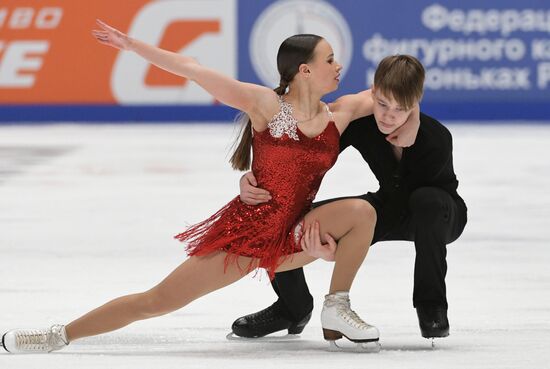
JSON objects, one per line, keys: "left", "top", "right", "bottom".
{"left": 175, "top": 97, "right": 340, "bottom": 278}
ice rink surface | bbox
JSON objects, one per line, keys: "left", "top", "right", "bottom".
{"left": 0, "top": 122, "right": 549, "bottom": 368}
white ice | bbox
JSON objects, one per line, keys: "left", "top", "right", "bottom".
{"left": 0, "top": 123, "right": 549, "bottom": 368}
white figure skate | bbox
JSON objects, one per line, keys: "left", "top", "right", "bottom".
{"left": 2, "top": 324, "right": 69, "bottom": 354}
{"left": 321, "top": 292, "right": 381, "bottom": 353}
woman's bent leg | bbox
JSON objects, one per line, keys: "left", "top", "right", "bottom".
{"left": 65, "top": 252, "right": 256, "bottom": 341}
{"left": 276, "top": 199, "right": 376, "bottom": 292}
{"left": 275, "top": 199, "right": 379, "bottom": 344}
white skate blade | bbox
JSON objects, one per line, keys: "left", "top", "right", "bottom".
{"left": 226, "top": 332, "right": 301, "bottom": 342}
{"left": 327, "top": 339, "right": 381, "bottom": 353}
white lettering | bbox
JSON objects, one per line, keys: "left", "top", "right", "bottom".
{"left": 0, "top": 41, "right": 49, "bottom": 88}
{"left": 537, "top": 63, "right": 550, "bottom": 88}
{"left": 505, "top": 39, "right": 526, "bottom": 61}
{"left": 462, "top": 11, "right": 486, "bottom": 35}
{"left": 36, "top": 7, "right": 63, "bottom": 29}
{"left": 422, "top": 4, "right": 448, "bottom": 32}
{"left": 0, "top": 7, "right": 63, "bottom": 29}
{"left": 112, "top": 0, "right": 236, "bottom": 104}
{"left": 362, "top": 35, "right": 526, "bottom": 66}
{"left": 422, "top": 5, "right": 550, "bottom": 36}
{"left": 363, "top": 34, "right": 391, "bottom": 65}
{"left": 0, "top": 8, "right": 7, "bottom": 27}
{"left": 532, "top": 40, "right": 550, "bottom": 60}
{"left": 448, "top": 10, "right": 465, "bottom": 33}
{"left": 9, "top": 7, "right": 33, "bottom": 29}
{"left": 425, "top": 68, "right": 530, "bottom": 90}
{"left": 500, "top": 10, "right": 521, "bottom": 36}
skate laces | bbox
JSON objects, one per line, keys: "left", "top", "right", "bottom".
{"left": 337, "top": 307, "right": 370, "bottom": 330}
{"left": 14, "top": 325, "right": 68, "bottom": 352}
{"left": 14, "top": 329, "right": 49, "bottom": 351}
{"left": 325, "top": 293, "right": 371, "bottom": 330}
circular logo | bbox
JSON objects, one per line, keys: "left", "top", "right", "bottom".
{"left": 250, "top": 0, "right": 353, "bottom": 88}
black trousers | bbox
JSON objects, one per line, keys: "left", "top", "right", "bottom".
{"left": 273, "top": 187, "right": 467, "bottom": 321}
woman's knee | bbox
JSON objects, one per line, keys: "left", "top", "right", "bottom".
{"left": 136, "top": 289, "right": 177, "bottom": 318}
{"left": 348, "top": 199, "right": 377, "bottom": 225}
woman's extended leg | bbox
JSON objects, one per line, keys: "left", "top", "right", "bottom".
{"left": 65, "top": 252, "right": 257, "bottom": 341}
{"left": 67, "top": 199, "right": 375, "bottom": 342}
{"left": 3, "top": 199, "right": 376, "bottom": 353}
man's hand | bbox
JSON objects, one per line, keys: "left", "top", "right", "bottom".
{"left": 300, "top": 221, "right": 337, "bottom": 262}
{"left": 239, "top": 172, "right": 271, "bottom": 205}
{"left": 386, "top": 104, "right": 420, "bottom": 147}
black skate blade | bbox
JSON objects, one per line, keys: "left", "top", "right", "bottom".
{"left": 226, "top": 332, "right": 301, "bottom": 342}
{"left": 1, "top": 333, "right": 10, "bottom": 353}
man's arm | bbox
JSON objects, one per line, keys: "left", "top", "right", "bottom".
{"left": 239, "top": 172, "right": 271, "bottom": 205}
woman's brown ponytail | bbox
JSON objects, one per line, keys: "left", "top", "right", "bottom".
{"left": 229, "top": 79, "right": 290, "bottom": 171}
{"left": 229, "top": 114, "right": 253, "bottom": 171}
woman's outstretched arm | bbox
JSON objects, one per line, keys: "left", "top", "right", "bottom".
{"left": 92, "top": 19, "right": 275, "bottom": 120}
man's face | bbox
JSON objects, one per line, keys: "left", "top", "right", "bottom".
{"left": 372, "top": 88, "right": 415, "bottom": 134}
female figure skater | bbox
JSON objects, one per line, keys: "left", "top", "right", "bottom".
{"left": 2, "top": 20, "right": 417, "bottom": 354}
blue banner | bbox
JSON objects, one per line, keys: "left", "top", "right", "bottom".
{"left": 238, "top": 0, "right": 550, "bottom": 120}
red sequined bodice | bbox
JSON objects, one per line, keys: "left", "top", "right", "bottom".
{"left": 175, "top": 99, "right": 340, "bottom": 277}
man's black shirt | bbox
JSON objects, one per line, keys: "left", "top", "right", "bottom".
{"left": 339, "top": 113, "right": 465, "bottom": 233}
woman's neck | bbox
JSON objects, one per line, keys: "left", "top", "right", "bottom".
{"left": 284, "top": 85, "right": 323, "bottom": 120}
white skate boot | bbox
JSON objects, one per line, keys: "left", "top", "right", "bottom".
{"left": 2, "top": 324, "right": 69, "bottom": 354}
{"left": 321, "top": 292, "right": 380, "bottom": 352}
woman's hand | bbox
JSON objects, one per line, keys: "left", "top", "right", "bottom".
{"left": 92, "top": 19, "right": 132, "bottom": 51}
{"left": 300, "top": 221, "right": 337, "bottom": 262}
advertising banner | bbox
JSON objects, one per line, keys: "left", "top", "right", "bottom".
{"left": 1, "top": 0, "right": 549, "bottom": 121}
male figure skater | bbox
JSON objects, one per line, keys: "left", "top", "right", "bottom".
{"left": 231, "top": 55, "right": 467, "bottom": 340}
